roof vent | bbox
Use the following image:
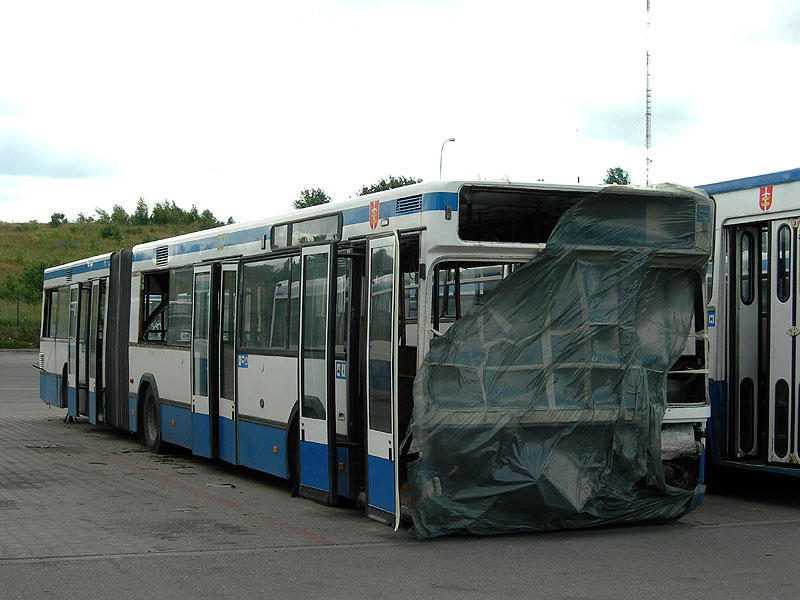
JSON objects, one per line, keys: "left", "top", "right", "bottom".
{"left": 396, "top": 196, "right": 422, "bottom": 215}
{"left": 66, "top": 267, "right": 73, "bottom": 283}
{"left": 155, "top": 246, "right": 169, "bottom": 267}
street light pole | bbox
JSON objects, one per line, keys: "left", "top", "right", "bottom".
{"left": 439, "top": 137, "right": 455, "bottom": 179}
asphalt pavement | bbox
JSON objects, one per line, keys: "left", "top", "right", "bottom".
{"left": 2, "top": 350, "right": 800, "bottom": 599}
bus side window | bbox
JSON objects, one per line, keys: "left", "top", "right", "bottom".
{"left": 42, "top": 289, "right": 58, "bottom": 338}
{"left": 141, "top": 272, "right": 170, "bottom": 343}
{"left": 55, "top": 286, "right": 70, "bottom": 340}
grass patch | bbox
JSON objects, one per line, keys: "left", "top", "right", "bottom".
{"left": 0, "top": 299, "right": 40, "bottom": 349}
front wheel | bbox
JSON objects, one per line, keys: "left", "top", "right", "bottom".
{"left": 143, "top": 387, "right": 164, "bottom": 454}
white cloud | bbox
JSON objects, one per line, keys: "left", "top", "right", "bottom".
{"left": 0, "top": 0, "right": 798, "bottom": 222}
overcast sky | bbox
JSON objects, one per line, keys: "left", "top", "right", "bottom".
{"left": 1, "top": 0, "right": 799, "bottom": 223}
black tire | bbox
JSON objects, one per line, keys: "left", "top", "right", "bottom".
{"left": 143, "top": 387, "right": 163, "bottom": 454}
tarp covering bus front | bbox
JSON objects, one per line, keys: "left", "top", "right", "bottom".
{"left": 407, "top": 184, "right": 712, "bottom": 539}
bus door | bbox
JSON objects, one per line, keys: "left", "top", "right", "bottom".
{"left": 218, "top": 263, "right": 239, "bottom": 464}
{"left": 87, "top": 279, "right": 106, "bottom": 425}
{"left": 191, "top": 265, "right": 216, "bottom": 459}
{"left": 298, "top": 244, "right": 338, "bottom": 504}
{"left": 66, "top": 285, "right": 80, "bottom": 417}
{"left": 731, "top": 226, "right": 761, "bottom": 457}
{"left": 77, "top": 284, "right": 91, "bottom": 418}
{"left": 365, "top": 235, "right": 400, "bottom": 529}
{"left": 769, "top": 220, "right": 799, "bottom": 463}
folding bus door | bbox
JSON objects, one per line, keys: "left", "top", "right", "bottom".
{"left": 769, "top": 220, "right": 799, "bottom": 463}
{"left": 88, "top": 279, "right": 105, "bottom": 425}
{"left": 191, "top": 265, "right": 216, "bottom": 459}
{"left": 298, "top": 244, "right": 337, "bottom": 504}
{"left": 77, "top": 284, "right": 91, "bottom": 418}
{"left": 67, "top": 284, "right": 79, "bottom": 418}
{"left": 365, "top": 235, "right": 400, "bottom": 529}
{"left": 731, "top": 226, "right": 761, "bottom": 457}
{"left": 218, "top": 263, "right": 239, "bottom": 465}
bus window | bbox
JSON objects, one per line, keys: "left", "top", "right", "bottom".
{"left": 42, "top": 289, "right": 58, "bottom": 338}
{"left": 167, "top": 268, "right": 193, "bottom": 346}
{"left": 288, "top": 257, "right": 301, "bottom": 351}
{"left": 777, "top": 225, "right": 791, "bottom": 302}
{"left": 334, "top": 258, "right": 349, "bottom": 355}
{"left": 141, "top": 272, "right": 169, "bottom": 342}
{"left": 240, "top": 256, "right": 296, "bottom": 352}
{"left": 434, "top": 262, "right": 517, "bottom": 321}
{"left": 56, "top": 286, "right": 69, "bottom": 339}
{"left": 739, "top": 232, "right": 754, "bottom": 305}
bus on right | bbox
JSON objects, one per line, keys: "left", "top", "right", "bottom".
{"left": 699, "top": 168, "right": 800, "bottom": 473}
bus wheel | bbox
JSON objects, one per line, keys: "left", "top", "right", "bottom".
{"left": 143, "top": 387, "right": 163, "bottom": 454}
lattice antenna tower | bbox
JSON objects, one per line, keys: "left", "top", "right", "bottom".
{"left": 645, "top": 0, "right": 652, "bottom": 186}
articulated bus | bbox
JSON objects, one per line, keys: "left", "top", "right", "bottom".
{"left": 699, "top": 168, "right": 800, "bottom": 474}
{"left": 37, "top": 180, "right": 713, "bottom": 533}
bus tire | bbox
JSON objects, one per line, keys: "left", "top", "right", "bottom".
{"left": 143, "top": 386, "right": 163, "bottom": 454}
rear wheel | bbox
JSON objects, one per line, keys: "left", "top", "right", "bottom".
{"left": 143, "top": 387, "right": 163, "bottom": 453}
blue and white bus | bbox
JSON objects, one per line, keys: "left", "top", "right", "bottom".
{"left": 699, "top": 168, "right": 800, "bottom": 474}
{"left": 37, "top": 180, "right": 713, "bottom": 533}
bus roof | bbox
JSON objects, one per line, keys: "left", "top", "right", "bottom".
{"left": 698, "top": 167, "right": 800, "bottom": 195}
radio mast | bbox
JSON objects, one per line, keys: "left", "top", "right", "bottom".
{"left": 645, "top": 0, "right": 652, "bottom": 186}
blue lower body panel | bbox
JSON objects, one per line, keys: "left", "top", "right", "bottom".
{"left": 337, "top": 446, "right": 351, "bottom": 499}
{"left": 39, "top": 372, "right": 62, "bottom": 407}
{"left": 707, "top": 380, "right": 727, "bottom": 466}
{"left": 368, "top": 454, "right": 395, "bottom": 514}
{"left": 88, "top": 391, "right": 97, "bottom": 424}
{"left": 67, "top": 386, "right": 77, "bottom": 417}
{"left": 128, "top": 396, "right": 138, "bottom": 433}
{"left": 300, "top": 440, "right": 329, "bottom": 492}
{"left": 192, "top": 413, "right": 212, "bottom": 458}
{"left": 159, "top": 403, "right": 192, "bottom": 449}
{"left": 238, "top": 420, "right": 287, "bottom": 478}
{"left": 218, "top": 416, "right": 237, "bottom": 464}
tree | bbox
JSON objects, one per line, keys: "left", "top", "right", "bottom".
{"left": 132, "top": 198, "right": 150, "bottom": 225}
{"left": 603, "top": 167, "right": 631, "bottom": 185}
{"left": 294, "top": 188, "right": 331, "bottom": 210}
{"left": 49, "top": 213, "right": 67, "bottom": 227}
{"left": 357, "top": 175, "right": 422, "bottom": 196}
{"left": 111, "top": 204, "right": 130, "bottom": 225}
{"left": 95, "top": 207, "right": 111, "bottom": 223}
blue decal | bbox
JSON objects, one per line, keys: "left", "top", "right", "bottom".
{"left": 238, "top": 354, "right": 249, "bottom": 368}
{"left": 707, "top": 311, "right": 716, "bottom": 328}
{"left": 335, "top": 361, "right": 347, "bottom": 380}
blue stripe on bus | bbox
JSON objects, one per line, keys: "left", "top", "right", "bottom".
{"left": 300, "top": 439, "right": 329, "bottom": 492}
{"left": 128, "top": 396, "right": 138, "bottom": 432}
{"left": 67, "top": 386, "right": 77, "bottom": 417}
{"left": 44, "top": 258, "right": 111, "bottom": 282}
{"left": 218, "top": 416, "right": 237, "bottom": 464}
{"left": 367, "top": 454, "right": 395, "bottom": 514}
{"left": 237, "top": 420, "right": 287, "bottom": 478}
{"left": 130, "top": 191, "right": 459, "bottom": 263}
{"left": 191, "top": 413, "right": 212, "bottom": 459}
{"left": 698, "top": 168, "right": 800, "bottom": 195}
{"left": 88, "top": 390, "right": 97, "bottom": 424}
{"left": 133, "top": 227, "right": 269, "bottom": 264}
{"left": 340, "top": 191, "right": 456, "bottom": 226}
{"left": 337, "top": 446, "right": 351, "bottom": 499}
{"left": 39, "top": 372, "right": 62, "bottom": 407}
{"left": 160, "top": 403, "right": 192, "bottom": 449}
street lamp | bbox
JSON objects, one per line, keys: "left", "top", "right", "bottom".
{"left": 439, "top": 137, "right": 455, "bottom": 179}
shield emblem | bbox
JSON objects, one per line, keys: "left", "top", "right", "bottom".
{"left": 369, "top": 200, "right": 379, "bottom": 229}
{"left": 759, "top": 186, "right": 773, "bottom": 211}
